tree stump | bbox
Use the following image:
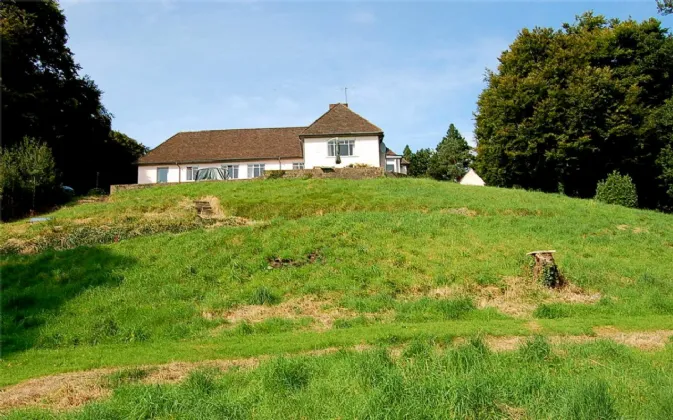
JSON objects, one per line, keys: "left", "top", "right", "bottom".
{"left": 527, "top": 250, "right": 564, "bottom": 288}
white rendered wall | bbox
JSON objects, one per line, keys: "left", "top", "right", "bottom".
{"left": 137, "top": 158, "right": 302, "bottom": 184}
{"left": 303, "top": 136, "right": 382, "bottom": 169}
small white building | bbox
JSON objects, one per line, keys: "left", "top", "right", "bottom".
{"left": 459, "top": 168, "right": 486, "bottom": 186}
{"left": 137, "top": 103, "right": 405, "bottom": 183}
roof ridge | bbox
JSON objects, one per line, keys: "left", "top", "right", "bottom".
{"left": 301, "top": 105, "right": 341, "bottom": 134}
{"left": 177, "top": 126, "right": 307, "bottom": 135}
{"left": 301, "top": 103, "right": 383, "bottom": 136}
{"left": 348, "top": 106, "right": 383, "bottom": 133}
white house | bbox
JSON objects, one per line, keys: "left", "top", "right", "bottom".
{"left": 137, "top": 103, "right": 407, "bottom": 183}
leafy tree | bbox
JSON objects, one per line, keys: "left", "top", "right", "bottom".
{"left": 658, "top": 0, "right": 673, "bottom": 14}
{"left": 0, "top": 138, "right": 56, "bottom": 219}
{"left": 104, "top": 131, "right": 149, "bottom": 186}
{"left": 408, "top": 148, "right": 434, "bottom": 177}
{"left": 428, "top": 124, "right": 473, "bottom": 181}
{"left": 595, "top": 171, "right": 638, "bottom": 208}
{"left": 403, "top": 145, "right": 413, "bottom": 162}
{"left": 474, "top": 13, "right": 673, "bottom": 210}
{"left": 650, "top": 98, "right": 673, "bottom": 207}
{"left": 0, "top": 1, "right": 148, "bottom": 218}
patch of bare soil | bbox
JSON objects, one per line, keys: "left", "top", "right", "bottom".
{"left": 77, "top": 196, "right": 108, "bottom": 204}
{"left": 268, "top": 251, "right": 321, "bottom": 268}
{"left": 616, "top": 224, "right": 649, "bottom": 234}
{"left": 593, "top": 327, "right": 673, "bottom": 350}
{"left": 428, "top": 276, "right": 601, "bottom": 318}
{"left": 0, "top": 369, "right": 115, "bottom": 412}
{"left": 220, "top": 295, "right": 358, "bottom": 330}
{"left": 440, "top": 207, "right": 478, "bottom": 217}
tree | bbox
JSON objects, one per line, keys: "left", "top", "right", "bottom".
{"left": 428, "top": 124, "right": 473, "bottom": 181}
{"left": 403, "top": 145, "right": 413, "bottom": 162}
{"left": 658, "top": 0, "right": 673, "bottom": 14}
{"left": 0, "top": 0, "right": 148, "bottom": 216}
{"left": 474, "top": 13, "right": 673, "bottom": 209}
{"left": 0, "top": 138, "right": 56, "bottom": 219}
{"left": 408, "top": 148, "right": 434, "bottom": 177}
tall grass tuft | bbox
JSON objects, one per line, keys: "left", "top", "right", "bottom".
{"left": 248, "top": 286, "right": 279, "bottom": 305}
{"left": 565, "top": 379, "right": 618, "bottom": 419}
{"left": 262, "top": 357, "right": 311, "bottom": 392}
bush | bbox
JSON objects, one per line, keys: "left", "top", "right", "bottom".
{"left": 0, "top": 137, "right": 57, "bottom": 220}
{"left": 265, "top": 170, "right": 285, "bottom": 180}
{"left": 595, "top": 171, "right": 638, "bottom": 208}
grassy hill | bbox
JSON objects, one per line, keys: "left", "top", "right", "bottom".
{"left": 2, "top": 178, "right": 673, "bottom": 418}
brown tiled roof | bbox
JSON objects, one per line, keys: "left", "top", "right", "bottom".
{"left": 138, "top": 127, "right": 305, "bottom": 165}
{"left": 386, "top": 148, "right": 400, "bottom": 157}
{"left": 401, "top": 158, "right": 410, "bottom": 165}
{"left": 301, "top": 103, "right": 383, "bottom": 137}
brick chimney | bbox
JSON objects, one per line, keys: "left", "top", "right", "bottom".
{"left": 329, "top": 103, "right": 348, "bottom": 109}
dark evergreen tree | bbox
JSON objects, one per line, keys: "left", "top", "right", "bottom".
{"left": 428, "top": 124, "right": 472, "bottom": 181}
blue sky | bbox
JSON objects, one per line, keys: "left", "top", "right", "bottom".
{"left": 61, "top": 0, "right": 670, "bottom": 153}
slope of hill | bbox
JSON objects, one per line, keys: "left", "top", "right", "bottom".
{"left": 2, "top": 178, "right": 673, "bottom": 418}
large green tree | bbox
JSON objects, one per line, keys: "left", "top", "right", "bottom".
{"left": 1, "top": 0, "right": 147, "bottom": 218}
{"left": 474, "top": 13, "right": 673, "bottom": 209}
{"left": 658, "top": 0, "right": 673, "bottom": 14}
{"left": 428, "top": 124, "right": 473, "bottom": 181}
{"left": 408, "top": 148, "right": 434, "bottom": 177}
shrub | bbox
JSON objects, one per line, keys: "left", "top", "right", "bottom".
{"left": 0, "top": 137, "right": 57, "bottom": 220}
{"left": 595, "top": 171, "right": 638, "bottom": 208}
{"left": 265, "top": 170, "right": 285, "bottom": 180}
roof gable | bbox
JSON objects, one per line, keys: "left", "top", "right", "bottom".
{"left": 302, "top": 104, "right": 383, "bottom": 137}
{"left": 138, "top": 127, "right": 305, "bottom": 165}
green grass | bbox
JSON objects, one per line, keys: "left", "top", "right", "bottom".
{"left": 7, "top": 338, "right": 673, "bottom": 419}
{"left": 2, "top": 178, "right": 673, "bottom": 415}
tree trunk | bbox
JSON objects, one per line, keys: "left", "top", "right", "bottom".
{"left": 527, "top": 250, "right": 564, "bottom": 288}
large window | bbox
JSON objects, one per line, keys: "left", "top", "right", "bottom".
{"left": 222, "top": 164, "right": 239, "bottom": 179}
{"left": 386, "top": 163, "right": 395, "bottom": 172}
{"left": 327, "top": 139, "right": 354, "bottom": 157}
{"left": 157, "top": 167, "right": 169, "bottom": 183}
{"left": 186, "top": 166, "right": 198, "bottom": 181}
{"left": 247, "top": 163, "right": 265, "bottom": 178}
{"left": 292, "top": 162, "right": 304, "bottom": 170}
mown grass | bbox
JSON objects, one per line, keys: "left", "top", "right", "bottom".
{"left": 1, "top": 178, "right": 673, "bottom": 413}
{"left": 7, "top": 338, "right": 673, "bottom": 419}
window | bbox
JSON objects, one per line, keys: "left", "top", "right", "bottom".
{"left": 186, "top": 166, "right": 198, "bottom": 181}
{"left": 327, "top": 139, "right": 354, "bottom": 157}
{"left": 247, "top": 163, "right": 265, "bottom": 178}
{"left": 222, "top": 164, "right": 239, "bottom": 179}
{"left": 292, "top": 162, "right": 304, "bottom": 170}
{"left": 386, "top": 163, "right": 395, "bottom": 172}
{"left": 157, "top": 167, "right": 168, "bottom": 183}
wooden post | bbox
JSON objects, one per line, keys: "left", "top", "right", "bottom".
{"left": 527, "top": 250, "right": 564, "bottom": 288}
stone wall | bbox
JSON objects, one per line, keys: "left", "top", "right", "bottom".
{"left": 265, "top": 167, "right": 386, "bottom": 180}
